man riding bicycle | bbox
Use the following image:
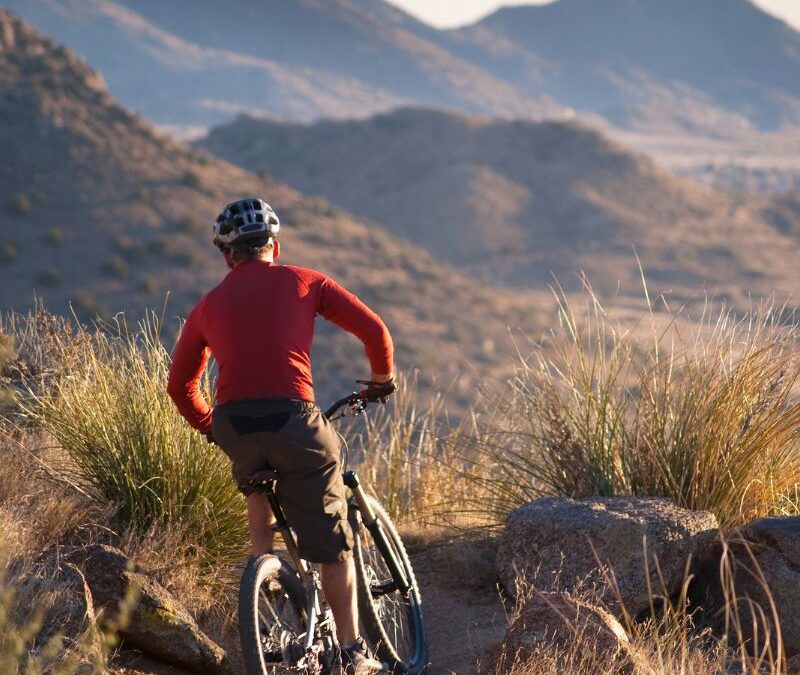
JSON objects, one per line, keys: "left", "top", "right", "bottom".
{"left": 167, "top": 197, "right": 396, "bottom": 674}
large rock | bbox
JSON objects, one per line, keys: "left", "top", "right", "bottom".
{"left": 497, "top": 590, "right": 631, "bottom": 672}
{"left": 66, "top": 544, "right": 234, "bottom": 675}
{"left": 17, "top": 558, "right": 105, "bottom": 673}
{"left": 496, "top": 497, "right": 719, "bottom": 618}
{"left": 693, "top": 516, "right": 800, "bottom": 657}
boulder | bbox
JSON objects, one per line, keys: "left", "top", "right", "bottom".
{"left": 66, "top": 544, "right": 234, "bottom": 675}
{"left": 693, "top": 516, "right": 800, "bottom": 657}
{"left": 496, "top": 496, "right": 719, "bottom": 618}
{"left": 17, "top": 558, "right": 105, "bottom": 673}
{"left": 497, "top": 590, "right": 631, "bottom": 672}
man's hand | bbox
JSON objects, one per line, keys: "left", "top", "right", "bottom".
{"left": 360, "top": 372, "right": 397, "bottom": 403}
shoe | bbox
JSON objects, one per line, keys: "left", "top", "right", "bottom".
{"left": 340, "top": 637, "right": 385, "bottom": 674}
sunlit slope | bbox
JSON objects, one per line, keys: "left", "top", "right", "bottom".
{"left": 201, "top": 107, "right": 800, "bottom": 308}
{"left": 0, "top": 10, "right": 550, "bottom": 399}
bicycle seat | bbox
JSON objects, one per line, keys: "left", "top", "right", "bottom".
{"left": 246, "top": 469, "right": 280, "bottom": 485}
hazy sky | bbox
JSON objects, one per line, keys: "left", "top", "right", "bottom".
{"left": 385, "top": 0, "right": 800, "bottom": 31}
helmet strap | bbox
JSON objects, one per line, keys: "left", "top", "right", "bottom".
{"left": 271, "top": 239, "right": 280, "bottom": 261}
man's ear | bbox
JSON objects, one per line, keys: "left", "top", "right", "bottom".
{"left": 272, "top": 240, "right": 280, "bottom": 260}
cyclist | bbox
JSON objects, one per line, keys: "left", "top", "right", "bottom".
{"left": 167, "top": 197, "right": 396, "bottom": 674}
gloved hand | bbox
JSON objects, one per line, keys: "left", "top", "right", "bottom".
{"left": 358, "top": 374, "right": 397, "bottom": 403}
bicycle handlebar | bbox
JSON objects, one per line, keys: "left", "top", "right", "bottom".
{"left": 324, "top": 391, "right": 367, "bottom": 420}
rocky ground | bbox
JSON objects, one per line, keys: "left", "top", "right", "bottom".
{"left": 108, "top": 533, "right": 507, "bottom": 675}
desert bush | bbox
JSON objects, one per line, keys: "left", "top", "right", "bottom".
{"left": 6, "top": 192, "right": 31, "bottom": 216}
{"left": 104, "top": 255, "right": 129, "bottom": 279}
{"left": 70, "top": 292, "right": 111, "bottom": 323}
{"left": 457, "top": 286, "right": 800, "bottom": 528}
{"left": 135, "top": 186, "right": 152, "bottom": 203}
{"left": 0, "top": 241, "right": 19, "bottom": 264}
{"left": 35, "top": 267, "right": 61, "bottom": 288}
{"left": 182, "top": 170, "right": 202, "bottom": 189}
{"left": 44, "top": 228, "right": 64, "bottom": 246}
{"left": 17, "top": 314, "right": 249, "bottom": 566}
{"left": 140, "top": 277, "right": 159, "bottom": 296}
{"left": 175, "top": 214, "right": 203, "bottom": 233}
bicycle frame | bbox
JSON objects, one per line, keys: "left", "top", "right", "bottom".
{"left": 250, "top": 392, "right": 415, "bottom": 669}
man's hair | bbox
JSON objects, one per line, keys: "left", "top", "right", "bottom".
{"left": 227, "top": 237, "right": 273, "bottom": 263}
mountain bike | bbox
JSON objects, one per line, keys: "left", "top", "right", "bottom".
{"left": 237, "top": 389, "right": 429, "bottom": 675}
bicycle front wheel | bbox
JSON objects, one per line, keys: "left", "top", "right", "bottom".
{"left": 352, "top": 497, "right": 428, "bottom": 674}
{"left": 239, "top": 554, "right": 307, "bottom": 675}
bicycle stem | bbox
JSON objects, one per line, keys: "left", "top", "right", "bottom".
{"left": 343, "top": 470, "right": 411, "bottom": 594}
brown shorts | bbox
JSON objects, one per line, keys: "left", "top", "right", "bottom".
{"left": 212, "top": 399, "right": 354, "bottom": 563}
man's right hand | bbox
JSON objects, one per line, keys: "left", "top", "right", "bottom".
{"left": 360, "top": 373, "right": 397, "bottom": 403}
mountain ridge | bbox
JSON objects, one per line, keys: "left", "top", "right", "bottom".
{"left": 0, "top": 9, "right": 550, "bottom": 403}
{"left": 199, "top": 106, "right": 800, "bottom": 309}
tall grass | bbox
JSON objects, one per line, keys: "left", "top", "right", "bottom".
{"left": 15, "top": 312, "right": 248, "bottom": 565}
{"left": 456, "top": 287, "right": 800, "bottom": 527}
{"left": 494, "top": 532, "right": 788, "bottom": 674}
{"left": 334, "top": 371, "right": 467, "bottom": 525}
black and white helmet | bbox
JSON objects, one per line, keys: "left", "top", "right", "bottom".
{"left": 213, "top": 198, "right": 280, "bottom": 248}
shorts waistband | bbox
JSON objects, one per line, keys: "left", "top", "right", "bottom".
{"left": 215, "top": 398, "right": 319, "bottom": 415}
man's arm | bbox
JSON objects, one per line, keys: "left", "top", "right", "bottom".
{"left": 167, "top": 301, "right": 213, "bottom": 433}
{"left": 318, "top": 276, "right": 394, "bottom": 380}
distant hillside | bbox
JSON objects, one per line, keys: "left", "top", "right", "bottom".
{"left": 200, "top": 108, "right": 800, "bottom": 309}
{"left": 6, "top": 0, "right": 800, "bottom": 137}
{"left": 1, "top": 0, "right": 561, "bottom": 129}
{"left": 0, "top": 10, "right": 550, "bottom": 401}
{"left": 450, "top": 0, "right": 800, "bottom": 135}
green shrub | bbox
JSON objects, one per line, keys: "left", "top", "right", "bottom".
{"left": 140, "top": 277, "right": 159, "bottom": 296}
{"left": 182, "top": 171, "right": 202, "bottom": 190}
{"left": 104, "top": 255, "right": 129, "bottom": 279}
{"left": 71, "top": 292, "right": 111, "bottom": 324}
{"left": 19, "top": 315, "right": 248, "bottom": 564}
{"left": 44, "top": 228, "right": 64, "bottom": 246}
{"left": 35, "top": 268, "right": 61, "bottom": 287}
{"left": 175, "top": 215, "right": 202, "bottom": 233}
{"left": 458, "top": 288, "right": 800, "bottom": 528}
{"left": 0, "top": 334, "right": 14, "bottom": 374}
{"left": 6, "top": 193, "right": 31, "bottom": 216}
{"left": 135, "top": 187, "right": 152, "bottom": 203}
{"left": 0, "top": 241, "right": 19, "bottom": 264}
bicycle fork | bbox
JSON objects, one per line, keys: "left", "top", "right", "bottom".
{"left": 344, "top": 470, "right": 411, "bottom": 594}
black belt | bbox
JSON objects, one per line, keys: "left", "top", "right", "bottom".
{"left": 217, "top": 398, "right": 319, "bottom": 414}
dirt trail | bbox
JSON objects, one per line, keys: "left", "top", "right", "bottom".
{"left": 111, "top": 535, "right": 507, "bottom": 675}
{"left": 410, "top": 535, "right": 507, "bottom": 674}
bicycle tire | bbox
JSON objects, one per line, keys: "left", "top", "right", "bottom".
{"left": 239, "top": 554, "right": 307, "bottom": 675}
{"left": 352, "top": 497, "right": 429, "bottom": 674}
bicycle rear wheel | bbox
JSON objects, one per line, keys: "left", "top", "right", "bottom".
{"left": 352, "top": 497, "right": 428, "bottom": 674}
{"left": 239, "top": 554, "right": 307, "bottom": 674}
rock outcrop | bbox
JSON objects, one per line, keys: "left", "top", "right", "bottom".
{"left": 497, "top": 590, "right": 632, "bottom": 672}
{"left": 496, "top": 496, "right": 719, "bottom": 618}
{"left": 65, "top": 545, "right": 233, "bottom": 675}
{"left": 694, "top": 516, "right": 800, "bottom": 657}
{"left": 19, "top": 558, "right": 105, "bottom": 673}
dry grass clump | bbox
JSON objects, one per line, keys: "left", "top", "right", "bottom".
{"left": 0, "top": 550, "right": 116, "bottom": 675}
{"left": 456, "top": 286, "right": 800, "bottom": 528}
{"left": 340, "top": 371, "right": 467, "bottom": 525}
{"left": 8, "top": 310, "right": 248, "bottom": 567}
{"left": 493, "top": 530, "right": 793, "bottom": 675}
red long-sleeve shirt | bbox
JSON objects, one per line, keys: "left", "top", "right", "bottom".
{"left": 167, "top": 260, "right": 393, "bottom": 433}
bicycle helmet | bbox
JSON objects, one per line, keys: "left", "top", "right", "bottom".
{"left": 213, "top": 198, "right": 280, "bottom": 249}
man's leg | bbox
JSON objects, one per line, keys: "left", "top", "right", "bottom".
{"left": 246, "top": 492, "right": 276, "bottom": 556}
{"left": 320, "top": 557, "right": 359, "bottom": 647}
